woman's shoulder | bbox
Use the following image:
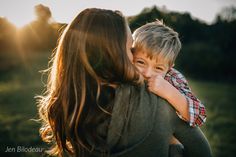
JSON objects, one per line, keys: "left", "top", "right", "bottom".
{"left": 105, "top": 83, "right": 178, "bottom": 156}
{"left": 115, "top": 83, "right": 172, "bottom": 113}
{"left": 106, "top": 83, "right": 159, "bottom": 151}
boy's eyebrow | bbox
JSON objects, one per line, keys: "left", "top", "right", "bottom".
{"left": 134, "top": 57, "right": 144, "bottom": 60}
{"left": 155, "top": 63, "right": 168, "bottom": 68}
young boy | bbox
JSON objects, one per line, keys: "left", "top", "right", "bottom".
{"left": 132, "top": 20, "right": 207, "bottom": 156}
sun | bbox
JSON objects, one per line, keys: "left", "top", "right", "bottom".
{"left": 8, "top": 16, "right": 33, "bottom": 28}
{"left": 1, "top": 9, "right": 35, "bottom": 28}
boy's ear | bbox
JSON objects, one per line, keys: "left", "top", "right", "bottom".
{"left": 171, "top": 64, "right": 175, "bottom": 68}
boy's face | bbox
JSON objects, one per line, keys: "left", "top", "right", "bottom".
{"left": 133, "top": 50, "right": 171, "bottom": 80}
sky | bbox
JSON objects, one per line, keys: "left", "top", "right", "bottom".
{"left": 0, "top": 0, "right": 236, "bottom": 27}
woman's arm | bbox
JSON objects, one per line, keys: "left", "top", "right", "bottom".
{"left": 172, "top": 115, "right": 212, "bottom": 157}
{"left": 154, "top": 98, "right": 212, "bottom": 157}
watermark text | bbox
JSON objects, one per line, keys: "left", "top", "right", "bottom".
{"left": 5, "top": 146, "right": 44, "bottom": 153}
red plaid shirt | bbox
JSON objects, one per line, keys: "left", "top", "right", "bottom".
{"left": 164, "top": 68, "right": 206, "bottom": 127}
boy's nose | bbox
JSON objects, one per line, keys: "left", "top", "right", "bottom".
{"left": 142, "top": 68, "right": 154, "bottom": 80}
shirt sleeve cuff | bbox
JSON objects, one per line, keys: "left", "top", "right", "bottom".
{"left": 186, "top": 97, "right": 196, "bottom": 127}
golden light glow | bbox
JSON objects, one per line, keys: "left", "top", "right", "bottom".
{"left": 7, "top": 16, "right": 34, "bottom": 28}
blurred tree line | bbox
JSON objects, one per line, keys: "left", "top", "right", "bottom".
{"left": 128, "top": 6, "right": 236, "bottom": 81}
{"left": 0, "top": 4, "right": 66, "bottom": 72}
{"left": 0, "top": 5, "right": 235, "bottom": 81}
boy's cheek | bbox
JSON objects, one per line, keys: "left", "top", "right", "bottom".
{"left": 135, "top": 66, "right": 148, "bottom": 79}
{"left": 161, "top": 68, "right": 170, "bottom": 77}
{"left": 153, "top": 71, "right": 166, "bottom": 78}
{"left": 134, "top": 65, "right": 143, "bottom": 73}
{"left": 160, "top": 72, "right": 168, "bottom": 78}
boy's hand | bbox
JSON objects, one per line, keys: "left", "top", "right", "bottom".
{"left": 147, "top": 75, "right": 173, "bottom": 99}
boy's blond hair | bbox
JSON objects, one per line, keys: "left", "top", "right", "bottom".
{"left": 132, "top": 20, "right": 181, "bottom": 66}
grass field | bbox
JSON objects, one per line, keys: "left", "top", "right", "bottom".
{"left": 188, "top": 80, "right": 236, "bottom": 157}
{"left": 0, "top": 52, "right": 235, "bottom": 157}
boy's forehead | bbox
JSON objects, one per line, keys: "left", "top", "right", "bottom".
{"left": 134, "top": 50, "right": 169, "bottom": 63}
{"left": 149, "top": 54, "right": 170, "bottom": 66}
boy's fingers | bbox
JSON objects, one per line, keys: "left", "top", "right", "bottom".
{"left": 147, "top": 79, "right": 153, "bottom": 83}
{"left": 148, "top": 77, "right": 155, "bottom": 82}
{"left": 147, "top": 81, "right": 152, "bottom": 87}
{"left": 148, "top": 81, "right": 154, "bottom": 88}
{"left": 148, "top": 79, "right": 156, "bottom": 85}
{"left": 148, "top": 86, "right": 153, "bottom": 92}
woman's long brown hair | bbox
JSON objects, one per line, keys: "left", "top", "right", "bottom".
{"left": 37, "top": 8, "right": 140, "bottom": 156}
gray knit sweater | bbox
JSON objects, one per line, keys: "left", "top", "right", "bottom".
{"left": 89, "top": 84, "right": 212, "bottom": 157}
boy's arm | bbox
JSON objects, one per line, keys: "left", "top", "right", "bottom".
{"left": 165, "top": 68, "right": 207, "bottom": 127}
{"left": 148, "top": 75, "right": 190, "bottom": 122}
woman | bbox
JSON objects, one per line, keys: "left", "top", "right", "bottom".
{"left": 37, "top": 8, "right": 212, "bottom": 157}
